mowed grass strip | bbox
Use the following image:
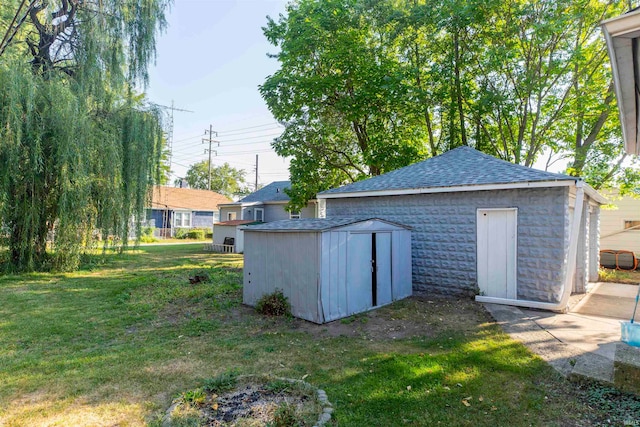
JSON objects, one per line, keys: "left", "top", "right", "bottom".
{"left": 0, "top": 244, "right": 632, "bottom": 426}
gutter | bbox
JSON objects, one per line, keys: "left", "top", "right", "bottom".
{"left": 476, "top": 181, "right": 586, "bottom": 312}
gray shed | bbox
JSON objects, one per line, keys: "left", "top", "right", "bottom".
{"left": 242, "top": 218, "right": 412, "bottom": 323}
{"left": 318, "top": 147, "right": 607, "bottom": 312}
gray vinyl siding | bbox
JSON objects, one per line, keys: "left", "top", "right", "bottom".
{"left": 326, "top": 187, "right": 570, "bottom": 303}
{"left": 220, "top": 206, "right": 242, "bottom": 221}
{"left": 264, "top": 204, "right": 290, "bottom": 221}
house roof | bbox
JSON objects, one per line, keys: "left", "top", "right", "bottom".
{"left": 320, "top": 147, "right": 579, "bottom": 197}
{"left": 237, "top": 181, "right": 292, "bottom": 203}
{"left": 149, "top": 186, "right": 231, "bottom": 211}
{"left": 242, "top": 217, "right": 410, "bottom": 232}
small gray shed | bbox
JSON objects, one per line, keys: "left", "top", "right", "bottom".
{"left": 242, "top": 218, "right": 412, "bottom": 323}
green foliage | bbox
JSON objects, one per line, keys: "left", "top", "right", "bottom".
{"left": 176, "top": 387, "right": 206, "bottom": 406}
{"left": 0, "top": 0, "right": 171, "bottom": 271}
{"left": 261, "top": 0, "right": 638, "bottom": 209}
{"left": 255, "top": 289, "right": 291, "bottom": 317}
{"left": 203, "top": 370, "right": 239, "bottom": 393}
{"left": 265, "top": 379, "right": 292, "bottom": 394}
{"left": 174, "top": 228, "right": 188, "bottom": 239}
{"left": 187, "top": 229, "right": 206, "bottom": 240}
{"left": 181, "top": 161, "right": 250, "bottom": 198}
{"left": 140, "top": 227, "right": 158, "bottom": 243}
{"left": 267, "top": 402, "right": 303, "bottom": 427}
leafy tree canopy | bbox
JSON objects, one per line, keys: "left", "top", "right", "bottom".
{"left": 261, "top": 0, "right": 638, "bottom": 210}
{"left": 180, "top": 161, "right": 250, "bottom": 199}
{"left": 0, "top": 0, "right": 171, "bottom": 271}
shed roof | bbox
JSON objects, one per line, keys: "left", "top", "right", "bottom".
{"left": 149, "top": 186, "right": 231, "bottom": 211}
{"left": 215, "top": 220, "right": 261, "bottom": 226}
{"left": 243, "top": 217, "right": 410, "bottom": 232}
{"left": 320, "top": 147, "right": 576, "bottom": 196}
{"left": 238, "top": 181, "right": 292, "bottom": 203}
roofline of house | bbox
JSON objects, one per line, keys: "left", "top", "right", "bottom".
{"left": 318, "top": 180, "right": 607, "bottom": 204}
{"left": 218, "top": 199, "right": 318, "bottom": 208}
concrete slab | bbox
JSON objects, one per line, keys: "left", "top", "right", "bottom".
{"left": 521, "top": 309, "right": 621, "bottom": 358}
{"left": 484, "top": 282, "right": 640, "bottom": 393}
{"left": 614, "top": 342, "right": 640, "bottom": 394}
{"left": 572, "top": 282, "right": 639, "bottom": 321}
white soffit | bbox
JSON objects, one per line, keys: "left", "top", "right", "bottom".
{"left": 602, "top": 10, "right": 640, "bottom": 156}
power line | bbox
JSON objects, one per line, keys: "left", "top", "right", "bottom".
{"left": 216, "top": 122, "right": 281, "bottom": 134}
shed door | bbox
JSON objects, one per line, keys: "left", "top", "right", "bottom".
{"left": 477, "top": 209, "right": 517, "bottom": 299}
{"left": 346, "top": 232, "right": 393, "bottom": 315}
{"left": 346, "top": 233, "right": 373, "bottom": 314}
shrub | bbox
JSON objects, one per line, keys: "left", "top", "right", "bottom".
{"left": 140, "top": 227, "right": 157, "bottom": 243}
{"left": 174, "top": 228, "right": 188, "bottom": 239}
{"left": 187, "top": 229, "right": 206, "bottom": 240}
{"left": 256, "top": 289, "right": 291, "bottom": 317}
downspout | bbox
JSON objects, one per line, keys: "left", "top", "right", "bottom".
{"left": 476, "top": 180, "right": 585, "bottom": 312}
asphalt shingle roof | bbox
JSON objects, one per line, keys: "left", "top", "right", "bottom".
{"left": 239, "top": 181, "right": 291, "bottom": 203}
{"left": 242, "top": 217, "right": 408, "bottom": 232}
{"left": 149, "top": 186, "right": 231, "bottom": 211}
{"left": 320, "top": 146, "right": 576, "bottom": 195}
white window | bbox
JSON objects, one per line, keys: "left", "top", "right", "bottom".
{"left": 174, "top": 211, "right": 191, "bottom": 227}
{"left": 227, "top": 212, "right": 237, "bottom": 221}
{"left": 254, "top": 208, "right": 264, "bottom": 221}
{"left": 289, "top": 210, "right": 300, "bottom": 219}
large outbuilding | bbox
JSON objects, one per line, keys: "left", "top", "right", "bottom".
{"left": 242, "top": 218, "right": 412, "bottom": 323}
{"left": 317, "top": 147, "right": 606, "bottom": 311}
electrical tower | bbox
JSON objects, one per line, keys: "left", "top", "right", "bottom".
{"left": 154, "top": 101, "right": 194, "bottom": 174}
{"left": 203, "top": 125, "right": 220, "bottom": 191}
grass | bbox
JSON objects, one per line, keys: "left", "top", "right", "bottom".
{"left": 0, "top": 244, "right": 637, "bottom": 426}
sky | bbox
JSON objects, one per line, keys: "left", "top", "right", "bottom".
{"left": 145, "top": 0, "right": 290, "bottom": 189}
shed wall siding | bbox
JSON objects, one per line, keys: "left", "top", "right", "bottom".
{"left": 243, "top": 232, "right": 321, "bottom": 322}
{"left": 326, "top": 187, "right": 569, "bottom": 302}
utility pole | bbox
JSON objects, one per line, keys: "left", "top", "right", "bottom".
{"left": 255, "top": 154, "right": 259, "bottom": 192}
{"left": 203, "top": 125, "right": 219, "bottom": 190}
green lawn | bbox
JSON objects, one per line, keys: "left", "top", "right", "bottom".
{"left": 0, "top": 245, "right": 637, "bottom": 426}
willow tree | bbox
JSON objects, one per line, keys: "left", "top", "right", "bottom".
{"left": 0, "top": 0, "right": 171, "bottom": 271}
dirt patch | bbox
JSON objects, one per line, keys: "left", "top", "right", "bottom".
{"left": 288, "top": 295, "right": 492, "bottom": 340}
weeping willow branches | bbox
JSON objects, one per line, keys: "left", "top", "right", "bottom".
{"left": 0, "top": 0, "right": 171, "bottom": 271}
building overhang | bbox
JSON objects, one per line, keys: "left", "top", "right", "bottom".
{"left": 318, "top": 180, "right": 607, "bottom": 205}
{"left": 602, "top": 9, "right": 640, "bottom": 156}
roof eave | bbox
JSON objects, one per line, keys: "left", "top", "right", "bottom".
{"left": 602, "top": 10, "right": 640, "bottom": 156}
{"left": 318, "top": 180, "right": 577, "bottom": 199}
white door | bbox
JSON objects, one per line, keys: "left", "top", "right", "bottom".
{"left": 346, "top": 233, "right": 373, "bottom": 315}
{"left": 477, "top": 208, "right": 517, "bottom": 299}
{"left": 375, "top": 232, "right": 392, "bottom": 306}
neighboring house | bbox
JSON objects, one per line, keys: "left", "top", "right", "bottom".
{"left": 148, "top": 186, "right": 230, "bottom": 237}
{"left": 317, "top": 146, "right": 606, "bottom": 312}
{"left": 600, "top": 190, "right": 640, "bottom": 255}
{"left": 212, "top": 181, "right": 319, "bottom": 252}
